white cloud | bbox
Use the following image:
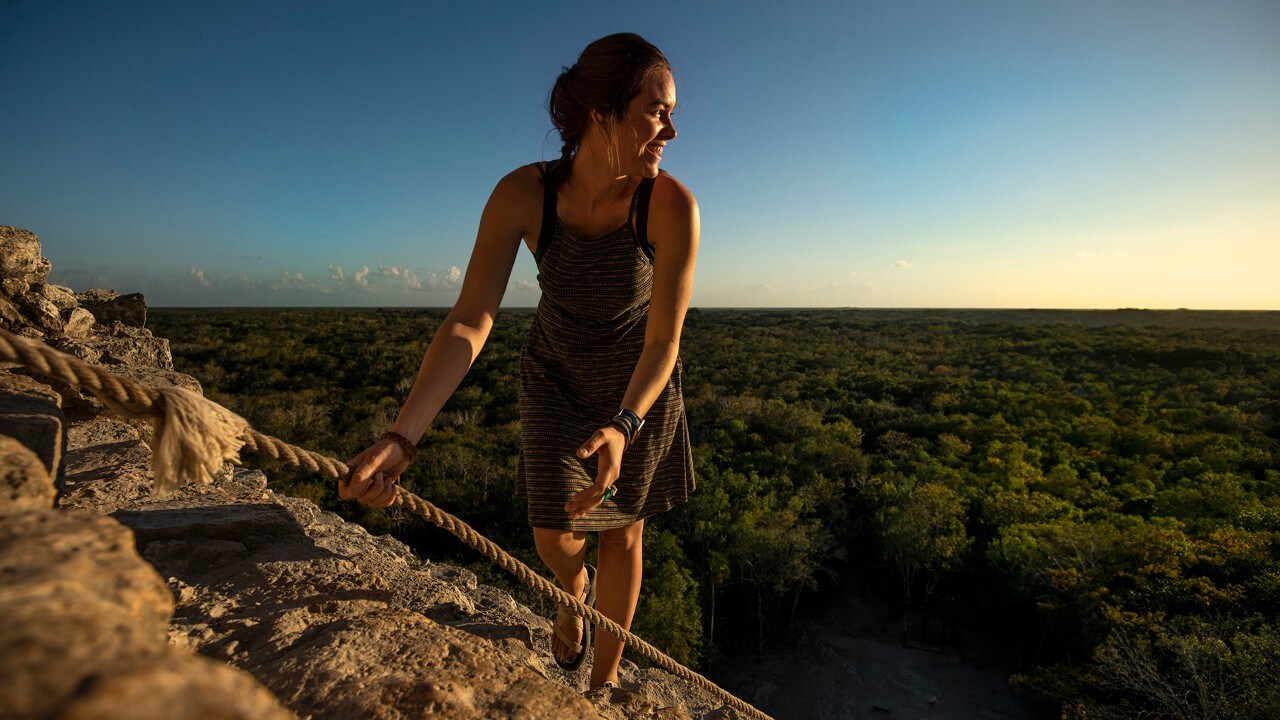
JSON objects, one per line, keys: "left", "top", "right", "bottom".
{"left": 189, "top": 268, "right": 214, "bottom": 287}
{"left": 203, "top": 260, "right": 464, "bottom": 299}
{"left": 374, "top": 263, "right": 436, "bottom": 293}
{"left": 894, "top": 260, "right": 912, "bottom": 269}
{"left": 406, "top": 265, "right": 464, "bottom": 292}
{"left": 268, "top": 270, "right": 328, "bottom": 293}
{"left": 514, "top": 279, "right": 539, "bottom": 291}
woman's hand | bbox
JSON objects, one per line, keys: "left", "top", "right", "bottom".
{"left": 341, "top": 440, "right": 409, "bottom": 507}
{"left": 566, "top": 426, "right": 627, "bottom": 519}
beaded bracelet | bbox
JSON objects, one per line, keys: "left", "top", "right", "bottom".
{"left": 379, "top": 431, "right": 418, "bottom": 463}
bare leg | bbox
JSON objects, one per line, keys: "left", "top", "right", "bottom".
{"left": 533, "top": 526, "right": 589, "bottom": 664}
{"left": 590, "top": 519, "right": 644, "bottom": 689}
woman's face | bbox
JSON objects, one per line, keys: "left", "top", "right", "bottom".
{"left": 620, "top": 69, "right": 677, "bottom": 178}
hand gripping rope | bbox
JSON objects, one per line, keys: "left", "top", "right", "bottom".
{"left": 0, "top": 329, "right": 771, "bottom": 720}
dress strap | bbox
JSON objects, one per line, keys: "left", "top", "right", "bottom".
{"left": 535, "top": 160, "right": 559, "bottom": 265}
{"left": 631, "top": 175, "right": 657, "bottom": 263}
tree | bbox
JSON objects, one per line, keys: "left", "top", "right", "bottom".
{"left": 874, "top": 479, "right": 971, "bottom": 642}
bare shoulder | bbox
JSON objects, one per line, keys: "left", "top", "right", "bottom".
{"left": 648, "top": 172, "right": 699, "bottom": 249}
{"left": 652, "top": 172, "right": 698, "bottom": 216}
{"left": 483, "top": 164, "right": 545, "bottom": 238}
{"left": 492, "top": 163, "right": 544, "bottom": 204}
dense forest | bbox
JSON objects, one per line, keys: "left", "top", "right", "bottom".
{"left": 150, "top": 307, "right": 1280, "bottom": 719}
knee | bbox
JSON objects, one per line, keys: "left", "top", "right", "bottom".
{"left": 598, "top": 522, "right": 644, "bottom": 554}
{"left": 534, "top": 528, "right": 586, "bottom": 561}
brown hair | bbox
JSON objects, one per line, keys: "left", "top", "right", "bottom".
{"left": 546, "top": 33, "right": 670, "bottom": 189}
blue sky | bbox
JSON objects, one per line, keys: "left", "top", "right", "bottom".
{"left": 2, "top": 0, "right": 1277, "bottom": 308}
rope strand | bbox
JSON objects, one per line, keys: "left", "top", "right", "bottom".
{"left": 0, "top": 329, "right": 769, "bottom": 720}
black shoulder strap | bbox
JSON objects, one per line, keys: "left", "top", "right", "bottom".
{"left": 634, "top": 175, "right": 657, "bottom": 262}
{"left": 536, "top": 160, "right": 558, "bottom": 263}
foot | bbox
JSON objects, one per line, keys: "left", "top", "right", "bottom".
{"left": 552, "top": 565, "right": 595, "bottom": 669}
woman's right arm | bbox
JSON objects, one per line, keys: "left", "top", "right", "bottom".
{"left": 341, "top": 166, "right": 539, "bottom": 506}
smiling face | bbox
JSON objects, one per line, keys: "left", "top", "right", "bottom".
{"left": 619, "top": 69, "right": 677, "bottom": 178}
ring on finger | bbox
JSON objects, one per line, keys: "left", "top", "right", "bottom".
{"left": 602, "top": 486, "right": 617, "bottom": 502}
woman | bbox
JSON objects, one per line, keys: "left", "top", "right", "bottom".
{"left": 340, "top": 33, "right": 698, "bottom": 690}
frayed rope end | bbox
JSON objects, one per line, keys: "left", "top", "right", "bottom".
{"left": 151, "top": 386, "right": 250, "bottom": 496}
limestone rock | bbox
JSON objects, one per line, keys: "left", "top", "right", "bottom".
{"left": 63, "top": 306, "right": 97, "bottom": 338}
{"left": 0, "top": 434, "right": 55, "bottom": 510}
{"left": 14, "top": 284, "right": 65, "bottom": 332}
{"left": 42, "top": 282, "right": 80, "bottom": 311}
{"left": 0, "top": 370, "right": 66, "bottom": 489}
{"left": 84, "top": 322, "right": 174, "bottom": 369}
{"left": 79, "top": 288, "right": 148, "bottom": 328}
{"left": 0, "top": 509, "right": 174, "bottom": 719}
{"left": 59, "top": 414, "right": 153, "bottom": 512}
{"left": 64, "top": 451, "right": 736, "bottom": 719}
{"left": 2, "top": 276, "right": 29, "bottom": 297}
{"left": 48, "top": 335, "right": 105, "bottom": 364}
{"left": 55, "top": 651, "right": 295, "bottom": 720}
{"left": 587, "top": 683, "right": 697, "bottom": 719}
{"left": 0, "top": 226, "right": 50, "bottom": 284}
{"left": 6, "top": 283, "right": 86, "bottom": 336}
{"left": 0, "top": 293, "right": 22, "bottom": 329}
{"left": 97, "top": 482, "right": 599, "bottom": 719}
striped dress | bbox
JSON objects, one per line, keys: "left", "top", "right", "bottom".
{"left": 516, "top": 160, "right": 695, "bottom": 532}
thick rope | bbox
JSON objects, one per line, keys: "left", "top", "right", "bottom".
{"left": 0, "top": 329, "right": 769, "bottom": 720}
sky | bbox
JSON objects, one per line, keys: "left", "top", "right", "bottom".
{"left": 2, "top": 0, "right": 1277, "bottom": 309}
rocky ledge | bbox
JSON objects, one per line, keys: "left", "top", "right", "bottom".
{"left": 0, "top": 226, "right": 740, "bottom": 720}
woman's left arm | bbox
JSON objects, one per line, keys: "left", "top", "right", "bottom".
{"left": 567, "top": 175, "right": 700, "bottom": 518}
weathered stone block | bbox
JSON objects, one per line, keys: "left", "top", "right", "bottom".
{"left": 15, "top": 286, "right": 64, "bottom": 332}
{"left": 0, "top": 509, "right": 174, "bottom": 720}
{"left": 49, "top": 336, "right": 105, "bottom": 364}
{"left": 0, "top": 434, "right": 54, "bottom": 510}
{"left": 79, "top": 289, "right": 148, "bottom": 328}
{"left": 2, "top": 277, "right": 29, "bottom": 297}
{"left": 0, "top": 371, "right": 66, "bottom": 488}
{"left": 41, "top": 282, "right": 80, "bottom": 311}
{"left": 54, "top": 651, "right": 296, "bottom": 720}
{"left": 0, "top": 226, "right": 50, "bottom": 284}
{"left": 63, "top": 306, "right": 97, "bottom": 338}
{"left": 0, "top": 294, "right": 22, "bottom": 328}
{"left": 85, "top": 322, "right": 174, "bottom": 370}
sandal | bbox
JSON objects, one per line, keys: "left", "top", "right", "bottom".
{"left": 552, "top": 563, "right": 597, "bottom": 670}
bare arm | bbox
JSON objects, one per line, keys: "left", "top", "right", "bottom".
{"left": 568, "top": 174, "right": 700, "bottom": 518}
{"left": 341, "top": 166, "right": 537, "bottom": 505}
{"left": 618, "top": 175, "right": 699, "bottom": 417}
